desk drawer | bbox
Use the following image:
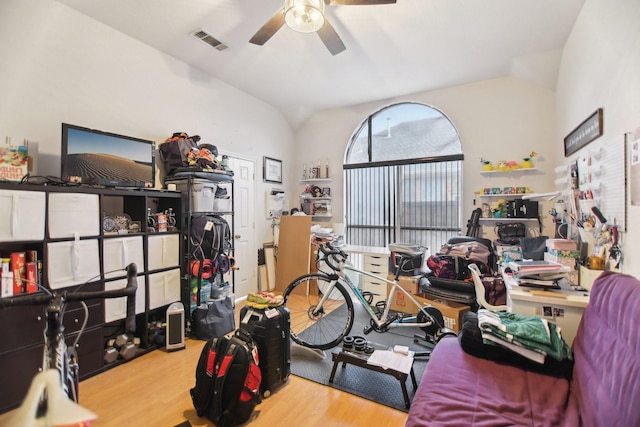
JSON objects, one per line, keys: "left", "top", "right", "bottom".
{"left": 363, "top": 254, "right": 389, "bottom": 274}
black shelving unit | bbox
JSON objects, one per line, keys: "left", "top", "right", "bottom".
{"left": 0, "top": 182, "right": 183, "bottom": 413}
{"left": 167, "top": 174, "right": 235, "bottom": 319}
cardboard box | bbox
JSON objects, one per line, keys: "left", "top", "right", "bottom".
{"left": 387, "top": 284, "right": 469, "bottom": 332}
{"left": 567, "top": 269, "right": 579, "bottom": 286}
{"left": 10, "top": 252, "right": 26, "bottom": 295}
{"left": 387, "top": 274, "right": 421, "bottom": 295}
{"left": 544, "top": 252, "right": 577, "bottom": 268}
{"left": 0, "top": 144, "right": 28, "bottom": 182}
{"left": 546, "top": 247, "right": 580, "bottom": 258}
{"left": 546, "top": 239, "right": 578, "bottom": 251}
{"left": 417, "top": 295, "right": 469, "bottom": 332}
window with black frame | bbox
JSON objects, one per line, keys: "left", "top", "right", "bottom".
{"left": 344, "top": 102, "right": 464, "bottom": 253}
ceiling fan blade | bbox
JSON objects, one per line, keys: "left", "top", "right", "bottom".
{"left": 317, "top": 19, "right": 346, "bottom": 56}
{"left": 325, "top": 0, "right": 396, "bottom": 5}
{"left": 249, "top": 9, "right": 285, "bottom": 46}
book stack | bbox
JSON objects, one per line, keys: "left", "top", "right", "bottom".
{"left": 507, "top": 260, "right": 570, "bottom": 289}
{"left": 543, "top": 239, "right": 580, "bottom": 285}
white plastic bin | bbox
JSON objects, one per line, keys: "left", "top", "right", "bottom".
{"left": 172, "top": 179, "right": 232, "bottom": 213}
{"left": 173, "top": 178, "right": 217, "bottom": 212}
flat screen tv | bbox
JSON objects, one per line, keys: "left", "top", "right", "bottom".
{"left": 61, "top": 123, "right": 156, "bottom": 188}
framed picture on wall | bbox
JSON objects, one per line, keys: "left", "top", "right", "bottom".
{"left": 564, "top": 108, "right": 603, "bottom": 157}
{"left": 263, "top": 156, "right": 282, "bottom": 183}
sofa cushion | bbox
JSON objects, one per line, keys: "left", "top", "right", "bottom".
{"left": 458, "top": 311, "right": 574, "bottom": 379}
{"left": 570, "top": 271, "right": 640, "bottom": 427}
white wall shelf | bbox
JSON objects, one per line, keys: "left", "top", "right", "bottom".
{"left": 300, "top": 178, "right": 332, "bottom": 183}
{"left": 480, "top": 167, "right": 539, "bottom": 176}
{"left": 475, "top": 192, "right": 534, "bottom": 198}
{"left": 300, "top": 195, "right": 332, "bottom": 201}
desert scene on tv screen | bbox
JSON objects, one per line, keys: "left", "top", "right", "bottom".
{"left": 68, "top": 153, "right": 152, "bottom": 183}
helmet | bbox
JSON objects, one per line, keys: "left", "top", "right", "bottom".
{"left": 198, "top": 143, "right": 218, "bottom": 157}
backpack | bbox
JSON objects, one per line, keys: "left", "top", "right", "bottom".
{"left": 190, "top": 329, "right": 262, "bottom": 426}
{"left": 190, "top": 215, "right": 232, "bottom": 262}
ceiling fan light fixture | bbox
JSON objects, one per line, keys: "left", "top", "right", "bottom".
{"left": 284, "top": 0, "right": 325, "bottom": 33}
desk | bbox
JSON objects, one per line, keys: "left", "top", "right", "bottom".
{"left": 504, "top": 274, "right": 589, "bottom": 346}
{"left": 343, "top": 245, "right": 390, "bottom": 306}
{"left": 329, "top": 344, "right": 417, "bottom": 409}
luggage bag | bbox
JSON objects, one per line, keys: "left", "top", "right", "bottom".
{"left": 239, "top": 305, "right": 291, "bottom": 397}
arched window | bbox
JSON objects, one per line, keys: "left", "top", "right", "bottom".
{"left": 344, "top": 102, "right": 464, "bottom": 252}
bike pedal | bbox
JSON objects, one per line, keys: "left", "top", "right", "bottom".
{"left": 363, "top": 326, "right": 372, "bottom": 335}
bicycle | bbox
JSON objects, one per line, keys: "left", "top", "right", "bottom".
{"left": 0, "top": 263, "right": 139, "bottom": 426}
{"left": 283, "top": 243, "right": 448, "bottom": 350}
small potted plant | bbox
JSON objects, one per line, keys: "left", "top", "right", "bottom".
{"left": 522, "top": 152, "right": 538, "bottom": 168}
{"left": 481, "top": 157, "right": 493, "bottom": 171}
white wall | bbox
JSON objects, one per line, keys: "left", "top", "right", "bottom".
{"left": 0, "top": 0, "right": 295, "bottom": 246}
{"left": 295, "top": 77, "right": 559, "bottom": 238}
{"left": 556, "top": 0, "right": 640, "bottom": 277}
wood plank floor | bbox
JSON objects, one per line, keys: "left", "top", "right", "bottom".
{"left": 0, "top": 301, "right": 409, "bottom": 427}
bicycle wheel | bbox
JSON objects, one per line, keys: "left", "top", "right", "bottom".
{"left": 283, "top": 274, "right": 354, "bottom": 350}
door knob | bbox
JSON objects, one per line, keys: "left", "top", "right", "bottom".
{"left": 234, "top": 234, "right": 241, "bottom": 239}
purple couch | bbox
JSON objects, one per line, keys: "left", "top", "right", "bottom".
{"left": 406, "top": 271, "right": 640, "bottom": 427}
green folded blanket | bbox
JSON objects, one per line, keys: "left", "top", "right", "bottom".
{"left": 477, "top": 309, "right": 572, "bottom": 362}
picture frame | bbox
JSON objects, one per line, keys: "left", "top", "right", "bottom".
{"left": 564, "top": 108, "right": 603, "bottom": 157}
{"left": 263, "top": 156, "right": 282, "bottom": 183}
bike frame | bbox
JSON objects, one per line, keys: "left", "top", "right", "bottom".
{"left": 313, "top": 259, "right": 433, "bottom": 330}
{"left": 43, "top": 295, "right": 80, "bottom": 402}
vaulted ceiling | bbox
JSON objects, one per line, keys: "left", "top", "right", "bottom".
{"left": 56, "top": 0, "right": 585, "bottom": 128}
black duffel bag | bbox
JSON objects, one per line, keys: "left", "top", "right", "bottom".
{"left": 191, "top": 296, "right": 235, "bottom": 340}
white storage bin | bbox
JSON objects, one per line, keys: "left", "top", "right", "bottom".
{"left": 173, "top": 178, "right": 216, "bottom": 212}
{"left": 148, "top": 268, "right": 181, "bottom": 310}
{"left": 47, "top": 239, "right": 100, "bottom": 289}
{"left": 0, "top": 190, "right": 45, "bottom": 242}
{"left": 103, "top": 236, "right": 145, "bottom": 279}
{"left": 212, "top": 197, "right": 232, "bottom": 212}
{"left": 104, "top": 275, "right": 146, "bottom": 323}
{"left": 148, "top": 234, "right": 180, "bottom": 270}
{"left": 48, "top": 193, "right": 100, "bottom": 238}
{"left": 173, "top": 179, "right": 232, "bottom": 213}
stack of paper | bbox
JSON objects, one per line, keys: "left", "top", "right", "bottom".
{"left": 366, "top": 350, "right": 414, "bottom": 374}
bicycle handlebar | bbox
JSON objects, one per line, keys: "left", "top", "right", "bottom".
{"left": 318, "top": 242, "right": 347, "bottom": 272}
{"left": 0, "top": 263, "right": 139, "bottom": 334}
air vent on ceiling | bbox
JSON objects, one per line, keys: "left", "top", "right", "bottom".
{"left": 193, "top": 30, "right": 228, "bottom": 51}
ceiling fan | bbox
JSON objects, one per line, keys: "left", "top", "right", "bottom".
{"left": 249, "top": 0, "right": 397, "bottom": 56}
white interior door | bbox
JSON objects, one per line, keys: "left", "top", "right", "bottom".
{"left": 228, "top": 157, "right": 256, "bottom": 298}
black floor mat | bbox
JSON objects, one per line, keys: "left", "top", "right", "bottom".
{"left": 289, "top": 304, "right": 434, "bottom": 412}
